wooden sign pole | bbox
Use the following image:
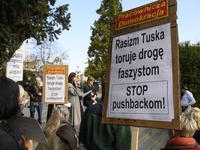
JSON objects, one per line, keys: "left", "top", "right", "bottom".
{"left": 131, "top": 127, "right": 139, "bottom": 150}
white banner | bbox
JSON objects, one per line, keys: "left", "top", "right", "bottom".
{"left": 45, "top": 74, "right": 65, "bottom": 103}
{"left": 107, "top": 23, "right": 174, "bottom": 122}
{"left": 6, "top": 50, "right": 23, "bottom": 81}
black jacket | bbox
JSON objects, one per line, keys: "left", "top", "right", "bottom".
{"left": 83, "top": 85, "right": 97, "bottom": 107}
{"left": 193, "top": 130, "right": 200, "bottom": 144}
{"left": 28, "top": 83, "right": 42, "bottom": 102}
{"left": 56, "top": 121, "right": 77, "bottom": 150}
{"left": 23, "top": 80, "right": 33, "bottom": 91}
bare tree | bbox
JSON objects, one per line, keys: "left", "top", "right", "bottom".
{"left": 29, "top": 39, "right": 69, "bottom": 76}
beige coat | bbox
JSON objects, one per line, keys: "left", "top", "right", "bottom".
{"left": 68, "top": 83, "right": 81, "bottom": 126}
{"left": 35, "top": 132, "right": 70, "bottom": 150}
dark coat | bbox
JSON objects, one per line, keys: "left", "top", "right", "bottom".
{"left": 28, "top": 83, "right": 42, "bottom": 102}
{"left": 193, "top": 130, "right": 200, "bottom": 144}
{"left": 56, "top": 121, "right": 77, "bottom": 150}
{"left": 102, "top": 81, "right": 106, "bottom": 101}
{"left": 79, "top": 102, "right": 132, "bottom": 150}
{"left": 0, "top": 122, "right": 21, "bottom": 150}
{"left": 23, "top": 80, "right": 33, "bottom": 91}
{"left": 83, "top": 85, "right": 97, "bottom": 107}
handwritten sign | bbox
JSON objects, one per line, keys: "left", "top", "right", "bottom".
{"left": 6, "top": 50, "right": 23, "bottom": 81}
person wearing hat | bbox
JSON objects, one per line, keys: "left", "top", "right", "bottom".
{"left": 181, "top": 85, "right": 196, "bottom": 112}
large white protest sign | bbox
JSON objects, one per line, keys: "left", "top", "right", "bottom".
{"left": 6, "top": 50, "right": 23, "bottom": 81}
{"left": 45, "top": 74, "right": 65, "bottom": 103}
{"left": 106, "top": 23, "right": 173, "bottom": 122}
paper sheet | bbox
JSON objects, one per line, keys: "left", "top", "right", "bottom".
{"left": 64, "top": 103, "right": 72, "bottom": 107}
{"left": 82, "top": 90, "right": 92, "bottom": 97}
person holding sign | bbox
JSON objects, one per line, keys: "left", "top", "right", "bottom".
{"left": 181, "top": 85, "right": 196, "bottom": 112}
{"left": 28, "top": 77, "right": 43, "bottom": 125}
{"left": 68, "top": 72, "right": 81, "bottom": 127}
{"left": 83, "top": 76, "right": 97, "bottom": 107}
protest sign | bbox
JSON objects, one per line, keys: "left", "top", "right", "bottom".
{"left": 7, "top": 115, "right": 47, "bottom": 144}
{"left": 108, "top": 23, "right": 173, "bottom": 122}
{"left": 103, "top": 0, "right": 181, "bottom": 129}
{"left": 42, "top": 65, "right": 68, "bottom": 104}
{"left": 6, "top": 50, "right": 23, "bottom": 81}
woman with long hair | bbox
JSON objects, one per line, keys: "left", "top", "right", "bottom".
{"left": 83, "top": 76, "right": 97, "bottom": 107}
{"left": 68, "top": 72, "right": 81, "bottom": 127}
{"left": 36, "top": 105, "right": 77, "bottom": 150}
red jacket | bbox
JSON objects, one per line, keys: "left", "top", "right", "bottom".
{"left": 162, "top": 138, "right": 200, "bottom": 150}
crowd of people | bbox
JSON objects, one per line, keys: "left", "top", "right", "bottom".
{"left": 1, "top": 74, "right": 200, "bottom": 150}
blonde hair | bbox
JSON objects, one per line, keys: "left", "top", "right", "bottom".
{"left": 185, "top": 107, "right": 200, "bottom": 129}
{"left": 18, "top": 85, "right": 24, "bottom": 99}
{"left": 44, "top": 105, "right": 69, "bottom": 138}
{"left": 176, "top": 112, "right": 198, "bottom": 137}
{"left": 87, "top": 76, "right": 94, "bottom": 86}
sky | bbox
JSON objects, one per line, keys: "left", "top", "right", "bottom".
{"left": 20, "top": 0, "right": 200, "bottom": 75}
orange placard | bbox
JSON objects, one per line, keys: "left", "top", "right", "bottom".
{"left": 46, "top": 67, "right": 65, "bottom": 74}
{"left": 116, "top": 0, "right": 168, "bottom": 30}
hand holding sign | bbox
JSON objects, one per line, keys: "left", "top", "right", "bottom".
{"left": 21, "top": 135, "right": 33, "bottom": 150}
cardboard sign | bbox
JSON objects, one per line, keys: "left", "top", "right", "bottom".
{"left": 103, "top": 0, "right": 181, "bottom": 129}
{"left": 6, "top": 50, "right": 23, "bottom": 81}
{"left": 7, "top": 115, "right": 47, "bottom": 143}
{"left": 42, "top": 65, "right": 68, "bottom": 104}
{"left": 116, "top": 0, "right": 168, "bottom": 30}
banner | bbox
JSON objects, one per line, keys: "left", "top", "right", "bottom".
{"left": 116, "top": 0, "right": 168, "bottom": 30}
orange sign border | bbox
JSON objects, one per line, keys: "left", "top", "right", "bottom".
{"left": 115, "top": 0, "right": 168, "bottom": 31}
